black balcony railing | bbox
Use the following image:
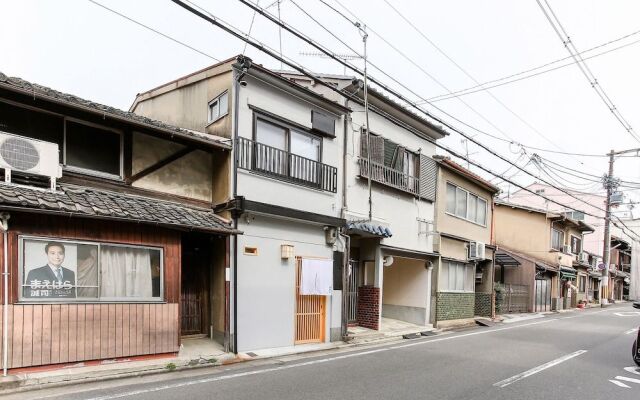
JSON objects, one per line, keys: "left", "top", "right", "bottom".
{"left": 358, "top": 158, "right": 419, "bottom": 196}
{"left": 236, "top": 137, "right": 337, "bottom": 193}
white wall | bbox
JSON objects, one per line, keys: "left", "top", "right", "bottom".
{"left": 235, "top": 75, "right": 343, "bottom": 218}
{"left": 345, "top": 102, "right": 436, "bottom": 253}
{"left": 236, "top": 215, "right": 337, "bottom": 352}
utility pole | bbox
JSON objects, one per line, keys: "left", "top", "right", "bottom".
{"left": 601, "top": 147, "right": 640, "bottom": 306}
{"left": 358, "top": 23, "right": 372, "bottom": 221}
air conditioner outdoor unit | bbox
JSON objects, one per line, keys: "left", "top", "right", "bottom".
{"left": 468, "top": 241, "right": 486, "bottom": 260}
{"left": 579, "top": 252, "right": 589, "bottom": 264}
{"left": 0, "top": 132, "right": 61, "bottom": 190}
{"left": 562, "top": 244, "right": 571, "bottom": 254}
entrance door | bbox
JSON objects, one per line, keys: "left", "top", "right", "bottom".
{"left": 180, "top": 234, "right": 211, "bottom": 336}
{"left": 535, "top": 278, "right": 551, "bottom": 312}
{"left": 345, "top": 260, "right": 359, "bottom": 325}
{"left": 295, "top": 258, "right": 325, "bottom": 344}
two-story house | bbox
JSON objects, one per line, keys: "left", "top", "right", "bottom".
{"left": 281, "top": 73, "right": 445, "bottom": 334}
{"left": 493, "top": 201, "right": 594, "bottom": 313}
{"left": 609, "top": 236, "right": 632, "bottom": 301}
{"left": 0, "top": 72, "right": 236, "bottom": 372}
{"left": 130, "top": 56, "right": 350, "bottom": 353}
{"left": 431, "top": 156, "right": 500, "bottom": 327}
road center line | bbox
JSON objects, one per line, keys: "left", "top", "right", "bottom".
{"left": 615, "top": 376, "right": 640, "bottom": 385}
{"left": 493, "top": 350, "right": 587, "bottom": 388}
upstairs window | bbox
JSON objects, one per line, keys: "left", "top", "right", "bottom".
{"left": 208, "top": 91, "right": 228, "bottom": 123}
{"left": 570, "top": 235, "right": 582, "bottom": 255}
{"left": 445, "top": 182, "right": 488, "bottom": 226}
{"left": 551, "top": 228, "right": 564, "bottom": 251}
{"left": 65, "top": 120, "right": 121, "bottom": 177}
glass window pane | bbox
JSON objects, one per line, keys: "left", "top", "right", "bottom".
{"left": 455, "top": 264, "right": 464, "bottom": 290}
{"left": 100, "top": 245, "right": 161, "bottom": 299}
{"left": 208, "top": 100, "right": 219, "bottom": 121}
{"left": 256, "top": 120, "right": 286, "bottom": 150}
{"left": 446, "top": 183, "right": 456, "bottom": 214}
{"left": 66, "top": 121, "right": 120, "bottom": 176}
{"left": 465, "top": 265, "right": 475, "bottom": 292}
{"left": 477, "top": 198, "right": 487, "bottom": 225}
{"left": 456, "top": 188, "right": 468, "bottom": 218}
{"left": 219, "top": 93, "right": 228, "bottom": 116}
{"left": 290, "top": 130, "right": 320, "bottom": 161}
{"left": 467, "top": 195, "right": 477, "bottom": 222}
{"left": 448, "top": 263, "right": 456, "bottom": 291}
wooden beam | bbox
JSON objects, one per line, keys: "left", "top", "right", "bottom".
{"left": 128, "top": 147, "right": 195, "bottom": 183}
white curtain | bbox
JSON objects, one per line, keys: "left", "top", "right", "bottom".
{"left": 300, "top": 258, "right": 333, "bottom": 296}
{"left": 100, "top": 246, "right": 152, "bottom": 298}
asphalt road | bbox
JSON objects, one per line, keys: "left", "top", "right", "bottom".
{"left": 8, "top": 304, "right": 640, "bottom": 400}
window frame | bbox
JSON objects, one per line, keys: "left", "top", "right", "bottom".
{"left": 63, "top": 117, "right": 124, "bottom": 180}
{"left": 570, "top": 234, "right": 582, "bottom": 255}
{"left": 551, "top": 228, "right": 565, "bottom": 251}
{"left": 207, "top": 91, "right": 229, "bottom": 124}
{"left": 444, "top": 181, "right": 488, "bottom": 227}
{"left": 18, "top": 235, "right": 164, "bottom": 303}
{"left": 439, "top": 261, "right": 475, "bottom": 293}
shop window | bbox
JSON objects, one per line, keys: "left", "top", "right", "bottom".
{"left": 19, "top": 237, "right": 162, "bottom": 302}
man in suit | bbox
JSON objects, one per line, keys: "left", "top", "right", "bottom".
{"left": 24, "top": 242, "right": 76, "bottom": 298}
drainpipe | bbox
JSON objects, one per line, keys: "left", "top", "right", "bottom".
{"left": 1, "top": 213, "right": 9, "bottom": 376}
{"left": 340, "top": 233, "right": 350, "bottom": 340}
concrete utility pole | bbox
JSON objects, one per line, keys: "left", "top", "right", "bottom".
{"left": 601, "top": 147, "right": 640, "bottom": 306}
{"left": 358, "top": 23, "right": 373, "bottom": 221}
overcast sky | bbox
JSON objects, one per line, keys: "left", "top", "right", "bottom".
{"left": 3, "top": 0, "right": 640, "bottom": 210}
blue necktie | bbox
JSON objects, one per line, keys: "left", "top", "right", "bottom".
{"left": 55, "top": 269, "right": 63, "bottom": 283}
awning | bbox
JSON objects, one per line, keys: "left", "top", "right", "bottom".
{"left": 346, "top": 221, "right": 392, "bottom": 238}
{"left": 495, "top": 252, "right": 521, "bottom": 267}
{"left": 560, "top": 271, "right": 577, "bottom": 280}
{"left": 535, "top": 262, "right": 559, "bottom": 273}
{"left": 588, "top": 271, "right": 602, "bottom": 279}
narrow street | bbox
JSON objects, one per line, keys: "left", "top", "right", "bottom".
{"left": 8, "top": 304, "right": 639, "bottom": 400}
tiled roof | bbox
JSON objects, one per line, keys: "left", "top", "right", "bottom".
{"left": 0, "top": 72, "right": 230, "bottom": 149}
{"left": 0, "top": 183, "right": 237, "bottom": 234}
{"left": 346, "top": 221, "right": 392, "bottom": 238}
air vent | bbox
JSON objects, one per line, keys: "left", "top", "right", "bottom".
{"left": 0, "top": 137, "right": 40, "bottom": 171}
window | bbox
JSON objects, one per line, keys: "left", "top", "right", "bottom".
{"left": 570, "top": 235, "right": 582, "bottom": 255}
{"left": 440, "top": 261, "right": 474, "bottom": 292}
{"left": 551, "top": 229, "right": 564, "bottom": 251}
{"left": 208, "top": 91, "right": 228, "bottom": 123}
{"left": 19, "top": 237, "right": 163, "bottom": 302}
{"left": 445, "top": 182, "right": 488, "bottom": 225}
{"left": 253, "top": 115, "right": 323, "bottom": 186}
{"left": 65, "top": 120, "right": 121, "bottom": 177}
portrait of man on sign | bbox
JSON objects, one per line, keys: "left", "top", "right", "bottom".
{"left": 24, "top": 241, "right": 76, "bottom": 298}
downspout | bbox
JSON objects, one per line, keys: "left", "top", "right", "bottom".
{"left": 490, "top": 199, "right": 496, "bottom": 318}
{"left": 341, "top": 102, "right": 350, "bottom": 340}
{"left": 231, "top": 60, "right": 246, "bottom": 354}
{"left": 1, "top": 213, "right": 9, "bottom": 376}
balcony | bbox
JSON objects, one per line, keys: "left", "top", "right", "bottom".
{"left": 236, "top": 137, "right": 337, "bottom": 193}
{"left": 358, "top": 158, "right": 419, "bottom": 196}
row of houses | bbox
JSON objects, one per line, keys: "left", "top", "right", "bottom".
{"left": 0, "top": 55, "right": 636, "bottom": 373}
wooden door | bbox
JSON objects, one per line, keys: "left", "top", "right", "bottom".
{"left": 295, "top": 258, "right": 326, "bottom": 344}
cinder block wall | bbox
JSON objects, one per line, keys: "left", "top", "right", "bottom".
{"left": 436, "top": 292, "right": 475, "bottom": 321}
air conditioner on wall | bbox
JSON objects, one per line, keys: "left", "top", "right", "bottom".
{"left": 562, "top": 244, "right": 571, "bottom": 254}
{"left": 579, "top": 252, "right": 589, "bottom": 264}
{"left": 0, "top": 132, "right": 61, "bottom": 190}
{"left": 468, "top": 241, "right": 486, "bottom": 260}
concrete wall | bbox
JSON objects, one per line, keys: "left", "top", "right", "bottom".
{"left": 236, "top": 215, "right": 338, "bottom": 352}
{"left": 381, "top": 257, "right": 429, "bottom": 325}
{"left": 131, "top": 132, "right": 214, "bottom": 202}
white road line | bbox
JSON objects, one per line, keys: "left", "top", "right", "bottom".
{"left": 610, "top": 380, "right": 631, "bottom": 388}
{"left": 624, "top": 367, "right": 640, "bottom": 375}
{"left": 625, "top": 328, "right": 637, "bottom": 335}
{"left": 616, "top": 376, "right": 640, "bottom": 385}
{"left": 493, "top": 350, "right": 587, "bottom": 388}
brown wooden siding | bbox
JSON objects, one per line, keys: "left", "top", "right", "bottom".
{"left": 0, "top": 212, "right": 181, "bottom": 369}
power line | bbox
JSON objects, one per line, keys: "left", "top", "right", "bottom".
{"left": 536, "top": 0, "right": 640, "bottom": 143}
{"left": 426, "top": 29, "right": 640, "bottom": 102}
{"left": 231, "top": 0, "right": 640, "bottom": 240}
{"left": 87, "top": 0, "right": 220, "bottom": 62}
{"left": 169, "top": 0, "right": 640, "bottom": 241}
{"left": 321, "top": 0, "right": 611, "bottom": 164}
